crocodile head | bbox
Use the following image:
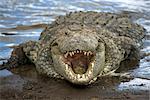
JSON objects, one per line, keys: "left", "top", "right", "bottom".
{"left": 50, "top": 25, "right": 105, "bottom": 85}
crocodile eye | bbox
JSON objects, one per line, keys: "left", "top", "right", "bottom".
{"left": 52, "top": 42, "right": 58, "bottom": 46}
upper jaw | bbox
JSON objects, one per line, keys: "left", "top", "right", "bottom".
{"left": 51, "top": 41, "right": 105, "bottom": 85}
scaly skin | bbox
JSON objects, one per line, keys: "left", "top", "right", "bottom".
{"left": 0, "top": 11, "right": 145, "bottom": 85}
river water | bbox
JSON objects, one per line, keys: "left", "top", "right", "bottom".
{"left": 0, "top": 0, "right": 150, "bottom": 92}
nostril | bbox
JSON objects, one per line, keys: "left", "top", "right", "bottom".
{"left": 65, "top": 32, "right": 68, "bottom": 35}
{"left": 98, "top": 39, "right": 103, "bottom": 42}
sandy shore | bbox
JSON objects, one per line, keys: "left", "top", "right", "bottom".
{"left": 0, "top": 65, "right": 149, "bottom": 100}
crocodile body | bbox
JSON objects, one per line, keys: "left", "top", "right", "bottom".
{"left": 1, "top": 11, "right": 145, "bottom": 85}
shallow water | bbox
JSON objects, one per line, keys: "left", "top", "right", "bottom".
{"left": 0, "top": 0, "right": 150, "bottom": 93}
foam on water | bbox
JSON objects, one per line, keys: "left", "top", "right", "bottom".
{"left": 118, "top": 78, "right": 150, "bottom": 91}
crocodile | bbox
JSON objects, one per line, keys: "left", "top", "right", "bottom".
{"left": 0, "top": 11, "right": 145, "bottom": 85}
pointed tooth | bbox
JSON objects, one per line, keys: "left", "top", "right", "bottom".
{"left": 64, "top": 55, "right": 67, "bottom": 58}
{"left": 69, "top": 52, "right": 72, "bottom": 56}
{"left": 87, "top": 51, "right": 92, "bottom": 56}
{"left": 82, "top": 74, "right": 85, "bottom": 79}
{"left": 91, "top": 62, "right": 94, "bottom": 68}
{"left": 70, "top": 72, "right": 73, "bottom": 76}
{"left": 93, "top": 77, "right": 97, "bottom": 81}
{"left": 87, "top": 74, "right": 91, "bottom": 78}
{"left": 65, "top": 64, "right": 69, "bottom": 70}
{"left": 89, "top": 71, "right": 92, "bottom": 75}
{"left": 89, "top": 51, "right": 92, "bottom": 55}
{"left": 64, "top": 53, "right": 68, "bottom": 58}
{"left": 77, "top": 74, "right": 80, "bottom": 79}
{"left": 77, "top": 50, "right": 79, "bottom": 53}
{"left": 84, "top": 52, "right": 87, "bottom": 55}
{"left": 79, "top": 50, "right": 82, "bottom": 53}
{"left": 74, "top": 51, "right": 76, "bottom": 53}
{"left": 87, "top": 52, "right": 89, "bottom": 56}
{"left": 72, "top": 52, "right": 74, "bottom": 55}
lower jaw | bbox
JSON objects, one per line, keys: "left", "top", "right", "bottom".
{"left": 64, "top": 62, "right": 94, "bottom": 84}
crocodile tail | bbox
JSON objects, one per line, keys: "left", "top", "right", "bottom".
{"left": 0, "top": 44, "right": 31, "bottom": 70}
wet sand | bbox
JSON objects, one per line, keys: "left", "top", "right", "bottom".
{"left": 0, "top": 65, "right": 149, "bottom": 100}
{"left": 0, "top": 0, "right": 150, "bottom": 100}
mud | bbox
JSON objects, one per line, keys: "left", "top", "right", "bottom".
{"left": 0, "top": 0, "right": 150, "bottom": 100}
{"left": 0, "top": 65, "right": 149, "bottom": 100}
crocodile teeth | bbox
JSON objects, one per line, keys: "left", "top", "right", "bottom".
{"left": 69, "top": 52, "right": 73, "bottom": 57}
{"left": 89, "top": 51, "right": 93, "bottom": 55}
{"left": 87, "top": 51, "right": 93, "bottom": 56}
{"left": 84, "top": 52, "right": 87, "bottom": 55}
{"left": 64, "top": 50, "right": 93, "bottom": 58}
{"left": 64, "top": 52, "right": 68, "bottom": 58}
{"left": 82, "top": 74, "right": 86, "bottom": 79}
{"left": 89, "top": 71, "right": 92, "bottom": 75}
{"left": 72, "top": 52, "right": 74, "bottom": 55}
{"left": 87, "top": 52, "right": 90, "bottom": 56}
{"left": 79, "top": 50, "right": 82, "bottom": 53}
{"left": 77, "top": 50, "right": 79, "bottom": 53}
{"left": 93, "top": 77, "right": 97, "bottom": 81}
{"left": 65, "top": 64, "right": 69, "bottom": 70}
{"left": 77, "top": 74, "right": 80, "bottom": 79}
{"left": 91, "top": 62, "right": 94, "bottom": 68}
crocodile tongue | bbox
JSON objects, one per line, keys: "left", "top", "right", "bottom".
{"left": 71, "top": 54, "right": 89, "bottom": 74}
{"left": 65, "top": 52, "right": 93, "bottom": 74}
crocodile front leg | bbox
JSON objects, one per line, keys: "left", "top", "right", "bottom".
{"left": 0, "top": 41, "right": 38, "bottom": 70}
